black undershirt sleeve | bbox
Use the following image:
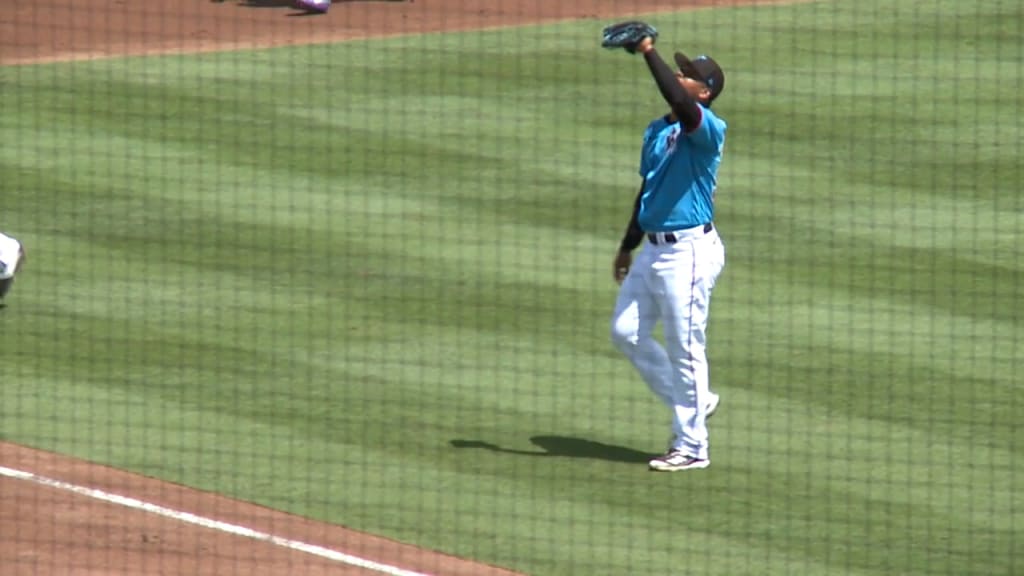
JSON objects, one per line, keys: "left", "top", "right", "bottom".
{"left": 619, "top": 182, "right": 646, "bottom": 252}
{"left": 642, "top": 49, "right": 702, "bottom": 132}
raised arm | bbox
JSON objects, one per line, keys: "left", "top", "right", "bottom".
{"left": 636, "top": 39, "right": 702, "bottom": 132}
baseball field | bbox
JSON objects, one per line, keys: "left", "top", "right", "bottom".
{"left": 0, "top": 0, "right": 1021, "bottom": 574}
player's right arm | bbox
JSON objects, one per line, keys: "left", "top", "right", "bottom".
{"left": 614, "top": 179, "right": 646, "bottom": 283}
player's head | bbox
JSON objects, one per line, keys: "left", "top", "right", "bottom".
{"left": 674, "top": 53, "right": 725, "bottom": 106}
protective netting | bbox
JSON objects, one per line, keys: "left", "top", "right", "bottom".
{"left": 1, "top": 1, "right": 1019, "bottom": 574}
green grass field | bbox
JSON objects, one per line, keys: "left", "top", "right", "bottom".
{"left": 1, "top": 0, "right": 1021, "bottom": 574}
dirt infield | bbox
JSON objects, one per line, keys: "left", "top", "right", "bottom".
{"left": 1, "top": 0, "right": 785, "bottom": 65}
{"left": 0, "top": 442, "right": 524, "bottom": 575}
{"left": 1, "top": 0, "right": 767, "bottom": 573}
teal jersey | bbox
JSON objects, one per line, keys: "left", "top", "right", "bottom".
{"left": 637, "top": 106, "right": 727, "bottom": 232}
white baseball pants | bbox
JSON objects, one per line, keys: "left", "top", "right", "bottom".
{"left": 610, "top": 226, "right": 725, "bottom": 460}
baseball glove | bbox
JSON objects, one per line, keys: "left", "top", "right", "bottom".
{"left": 601, "top": 21, "right": 658, "bottom": 54}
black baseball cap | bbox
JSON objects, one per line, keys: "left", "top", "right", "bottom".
{"left": 674, "top": 52, "right": 725, "bottom": 103}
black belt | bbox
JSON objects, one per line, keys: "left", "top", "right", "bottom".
{"left": 647, "top": 223, "right": 713, "bottom": 245}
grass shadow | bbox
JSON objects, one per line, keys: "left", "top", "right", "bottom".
{"left": 450, "top": 436, "right": 651, "bottom": 463}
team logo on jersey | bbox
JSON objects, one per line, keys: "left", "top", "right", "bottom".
{"left": 665, "top": 126, "right": 680, "bottom": 152}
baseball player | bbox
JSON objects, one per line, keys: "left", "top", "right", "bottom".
{"left": 605, "top": 28, "right": 728, "bottom": 471}
{"left": 0, "top": 232, "right": 26, "bottom": 305}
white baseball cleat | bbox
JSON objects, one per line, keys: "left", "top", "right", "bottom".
{"left": 648, "top": 450, "right": 710, "bottom": 472}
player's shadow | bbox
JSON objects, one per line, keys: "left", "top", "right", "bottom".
{"left": 228, "top": 0, "right": 405, "bottom": 5}
{"left": 450, "top": 436, "right": 651, "bottom": 463}
{"left": 232, "top": 0, "right": 297, "bottom": 8}
{"left": 227, "top": 0, "right": 323, "bottom": 17}
{"left": 227, "top": 0, "right": 406, "bottom": 15}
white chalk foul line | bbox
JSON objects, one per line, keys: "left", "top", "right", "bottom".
{"left": 0, "top": 465, "right": 431, "bottom": 576}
